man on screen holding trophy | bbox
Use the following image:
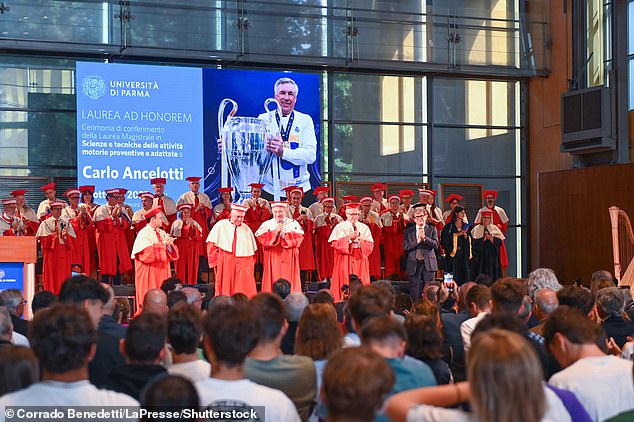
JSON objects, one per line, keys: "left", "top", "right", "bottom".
{"left": 260, "top": 77, "right": 317, "bottom": 202}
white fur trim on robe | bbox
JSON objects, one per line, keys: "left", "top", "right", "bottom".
{"left": 471, "top": 223, "right": 505, "bottom": 240}
{"left": 255, "top": 218, "right": 304, "bottom": 236}
{"left": 170, "top": 219, "right": 203, "bottom": 237}
{"left": 206, "top": 219, "right": 257, "bottom": 257}
{"left": 132, "top": 226, "right": 173, "bottom": 257}
{"left": 329, "top": 221, "right": 373, "bottom": 243}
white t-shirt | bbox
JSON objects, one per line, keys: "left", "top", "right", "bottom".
{"left": 460, "top": 311, "right": 489, "bottom": 353}
{"left": 406, "top": 384, "right": 570, "bottom": 422}
{"left": 167, "top": 359, "right": 211, "bottom": 384}
{"left": 196, "top": 377, "right": 301, "bottom": 422}
{"left": 0, "top": 380, "right": 138, "bottom": 422}
{"left": 548, "top": 355, "right": 634, "bottom": 421}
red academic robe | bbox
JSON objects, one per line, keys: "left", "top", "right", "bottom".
{"left": 95, "top": 209, "right": 133, "bottom": 276}
{"left": 64, "top": 207, "right": 92, "bottom": 275}
{"left": 329, "top": 223, "right": 374, "bottom": 302}
{"left": 85, "top": 204, "right": 99, "bottom": 277}
{"left": 37, "top": 219, "right": 76, "bottom": 294}
{"left": 191, "top": 205, "right": 211, "bottom": 257}
{"left": 133, "top": 229, "right": 179, "bottom": 311}
{"left": 290, "top": 207, "right": 316, "bottom": 272}
{"left": 313, "top": 215, "right": 340, "bottom": 281}
{"left": 256, "top": 225, "right": 303, "bottom": 293}
{"left": 172, "top": 221, "right": 202, "bottom": 285}
{"left": 245, "top": 202, "right": 272, "bottom": 265}
{"left": 381, "top": 212, "right": 405, "bottom": 278}
{"left": 206, "top": 221, "right": 257, "bottom": 298}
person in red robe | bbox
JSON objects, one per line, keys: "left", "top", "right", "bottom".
{"left": 329, "top": 203, "right": 374, "bottom": 302}
{"left": 313, "top": 197, "right": 342, "bottom": 282}
{"left": 308, "top": 186, "right": 333, "bottom": 219}
{"left": 177, "top": 176, "right": 213, "bottom": 261}
{"left": 206, "top": 204, "right": 257, "bottom": 297}
{"left": 213, "top": 187, "right": 233, "bottom": 224}
{"left": 370, "top": 183, "right": 388, "bottom": 214}
{"left": 474, "top": 189, "right": 509, "bottom": 270}
{"left": 285, "top": 186, "right": 316, "bottom": 286}
{"left": 132, "top": 207, "right": 179, "bottom": 312}
{"left": 151, "top": 177, "right": 177, "bottom": 226}
{"left": 132, "top": 192, "right": 169, "bottom": 236}
{"left": 61, "top": 188, "right": 92, "bottom": 275}
{"left": 381, "top": 195, "right": 406, "bottom": 280}
{"left": 80, "top": 185, "right": 99, "bottom": 277}
{"left": 36, "top": 183, "right": 67, "bottom": 221}
{"left": 11, "top": 190, "right": 38, "bottom": 235}
{"left": 359, "top": 196, "right": 383, "bottom": 280}
{"left": 255, "top": 201, "right": 304, "bottom": 293}
{"left": 338, "top": 195, "right": 357, "bottom": 220}
{"left": 116, "top": 188, "right": 135, "bottom": 255}
{"left": 243, "top": 183, "right": 272, "bottom": 272}
{"left": 94, "top": 188, "right": 133, "bottom": 285}
{"left": 36, "top": 201, "right": 76, "bottom": 294}
{"left": 0, "top": 199, "right": 25, "bottom": 236}
{"left": 443, "top": 194, "right": 469, "bottom": 224}
{"left": 170, "top": 204, "right": 203, "bottom": 285}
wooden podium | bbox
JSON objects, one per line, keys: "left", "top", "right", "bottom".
{"left": 0, "top": 237, "right": 37, "bottom": 319}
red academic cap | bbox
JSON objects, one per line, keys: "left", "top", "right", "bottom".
{"left": 431, "top": 190, "right": 437, "bottom": 196}
{"left": 139, "top": 192, "right": 154, "bottom": 200}
{"left": 320, "top": 197, "right": 336, "bottom": 204}
{"left": 186, "top": 176, "right": 201, "bottom": 182}
{"left": 249, "top": 183, "right": 265, "bottom": 189}
{"left": 2, "top": 199, "right": 17, "bottom": 206}
{"left": 418, "top": 189, "right": 434, "bottom": 196}
{"left": 342, "top": 195, "right": 357, "bottom": 202}
{"left": 388, "top": 195, "right": 401, "bottom": 203}
{"left": 144, "top": 207, "right": 162, "bottom": 219}
{"left": 150, "top": 178, "right": 167, "bottom": 185}
{"left": 399, "top": 189, "right": 414, "bottom": 197}
{"left": 10, "top": 190, "right": 27, "bottom": 197}
{"left": 483, "top": 190, "right": 498, "bottom": 200}
{"left": 359, "top": 196, "right": 373, "bottom": 204}
{"left": 283, "top": 186, "right": 303, "bottom": 196}
{"left": 480, "top": 210, "right": 495, "bottom": 217}
{"left": 218, "top": 187, "right": 233, "bottom": 194}
{"left": 105, "top": 188, "right": 120, "bottom": 195}
{"left": 40, "top": 183, "right": 56, "bottom": 191}
{"left": 345, "top": 203, "right": 361, "bottom": 211}
{"left": 445, "top": 194, "right": 463, "bottom": 203}
{"left": 313, "top": 186, "right": 329, "bottom": 195}
{"left": 371, "top": 183, "right": 386, "bottom": 192}
{"left": 49, "top": 201, "right": 65, "bottom": 208}
{"left": 64, "top": 188, "right": 81, "bottom": 197}
{"left": 79, "top": 185, "right": 95, "bottom": 194}
{"left": 118, "top": 188, "right": 128, "bottom": 195}
{"left": 177, "top": 203, "right": 192, "bottom": 211}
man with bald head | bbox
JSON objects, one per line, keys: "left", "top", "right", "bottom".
{"left": 180, "top": 287, "right": 203, "bottom": 310}
{"left": 141, "top": 288, "right": 168, "bottom": 316}
{"left": 530, "top": 288, "right": 559, "bottom": 336}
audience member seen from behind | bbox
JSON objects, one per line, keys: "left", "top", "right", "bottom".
{"left": 0, "top": 346, "right": 39, "bottom": 396}
{"left": 196, "top": 302, "right": 300, "bottom": 422}
{"left": 545, "top": 306, "right": 634, "bottom": 421}
{"left": 273, "top": 278, "right": 292, "bottom": 300}
{"left": 387, "top": 329, "right": 572, "bottom": 422}
{"left": 404, "top": 315, "right": 453, "bottom": 385}
{"left": 0, "top": 289, "right": 29, "bottom": 338}
{"left": 167, "top": 302, "right": 210, "bottom": 383}
{"left": 0, "top": 304, "right": 138, "bottom": 408}
{"left": 596, "top": 287, "right": 634, "bottom": 348}
{"left": 245, "top": 293, "right": 316, "bottom": 421}
{"left": 526, "top": 268, "right": 562, "bottom": 301}
{"left": 140, "top": 374, "right": 199, "bottom": 422}
{"left": 322, "top": 347, "right": 395, "bottom": 422}
{"left": 282, "top": 292, "right": 309, "bottom": 355}
{"left": 31, "top": 290, "right": 57, "bottom": 314}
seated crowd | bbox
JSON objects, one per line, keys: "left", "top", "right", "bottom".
{"left": 0, "top": 268, "right": 633, "bottom": 422}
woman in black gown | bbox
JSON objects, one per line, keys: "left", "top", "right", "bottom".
{"left": 440, "top": 206, "right": 472, "bottom": 285}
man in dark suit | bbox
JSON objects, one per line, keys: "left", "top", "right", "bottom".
{"left": 402, "top": 205, "right": 438, "bottom": 303}
{"left": 0, "top": 289, "right": 29, "bottom": 338}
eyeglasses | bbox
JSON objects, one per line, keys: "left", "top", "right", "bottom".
{"left": 413, "top": 215, "right": 425, "bottom": 219}
{"left": 348, "top": 213, "right": 359, "bottom": 216}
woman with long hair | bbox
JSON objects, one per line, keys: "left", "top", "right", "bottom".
{"left": 387, "top": 329, "right": 572, "bottom": 422}
{"left": 440, "top": 205, "right": 472, "bottom": 285}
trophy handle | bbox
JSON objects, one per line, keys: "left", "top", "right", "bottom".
{"left": 218, "top": 98, "right": 238, "bottom": 189}
{"left": 264, "top": 98, "right": 283, "bottom": 201}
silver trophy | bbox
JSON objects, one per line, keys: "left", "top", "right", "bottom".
{"left": 218, "top": 98, "right": 282, "bottom": 203}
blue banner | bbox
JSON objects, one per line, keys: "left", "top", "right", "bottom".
{"left": 76, "top": 62, "right": 204, "bottom": 209}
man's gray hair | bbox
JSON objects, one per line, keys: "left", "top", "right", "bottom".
{"left": 0, "top": 306, "right": 12, "bottom": 339}
{"left": 596, "top": 287, "right": 625, "bottom": 318}
{"left": 274, "top": 77, "right": 299, "bottom": 96}
{"left": 526, "top": 268, "right": 561, "bottom": 300}
{"left": 0, "top": 289, "right": 23, "bottom": 314}
{"left": 591, "top": 270, "right": 613, "bottom": 284}
{"left": 284, "top": 292, "right": 309, "bottom": 322}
